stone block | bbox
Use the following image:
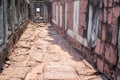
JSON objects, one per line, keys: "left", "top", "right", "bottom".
{"left": 105, "top": 44, "right": 117, "bottom": 65}
{"left": 95, "top": 39, "right": 101, "bottom": 54}
{"left": 97, "top": 58, "right": 104, "bottom": 73}
{"left": 117, "top": 75, "right": 120, "bottom": 80}
{"left": 103, "top": 8, "right": 108, "bottom": 23}
{"left": 111, "top": 25, "right": 118, "bottom": 46}
{"left": 108, "top": 9, "right": 113, "bottom": 24}
{"left": 79, "top": 0, "right": 88, "bottom": 13}
{"left": 103, "top": 0, "right": 108, "bottom": 7}
{"left": 99, "top": 9, "right": 103, "bottom": 22}
{"left": 44, "top": 62, "right": 80, "bottom": 80}
{"left": 112, "top": 6, "right": 120, "bottom": 17}
{"left": 101, "top": 24, "right": 106, "bottom": 41}
{"left": 103, "top": 64, "right": 112, "bottom": 77}
{"left": 95, "top": 39, "right": 105, "bottom": 56}
{"left": 2, "top": 67, "right": 30, "bottom": 79}
{"left": 79, "top": 13, "right": 86, "bottom": 26}
{"left": 112, "top": 13, "right": 119, "bottom": 26}
{"left": 108, "top": 0, "right": 113, "bottom": 7}
{"left": 109, "top": 45, "right": 117, "bottom": 65}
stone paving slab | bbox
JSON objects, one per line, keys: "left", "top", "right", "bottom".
{"left": 2, "top": 67, "right": 31, "bottom": 79}
{"left": 30, "top": 48, "right": 45, "bottom": 63}
{"left": 44, "top": 62, "right": 80, "bottom": 80}
{"left": 25, "top": 64, "right": 43, "bottom": 80}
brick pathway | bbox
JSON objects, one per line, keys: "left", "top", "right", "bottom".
{"left": 0, "top": 22, "right": 108, "bottom": 80}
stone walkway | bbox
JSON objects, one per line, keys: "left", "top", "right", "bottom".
{"left": 0, "top": 22, "right": 108, "bottom": 80}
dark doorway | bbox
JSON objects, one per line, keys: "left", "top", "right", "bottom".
{"left": 33, "top": 1, "right": 52, "bottom": 23}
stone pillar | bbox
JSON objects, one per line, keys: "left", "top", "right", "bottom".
{"left": 3, "top": 0, "right": 8, "bottom": 42}
{"left": 0, "top": 0, "right": 4, "bottom": 44}
{"left": 12, "top": 0, "right": 15, "bottom": 31}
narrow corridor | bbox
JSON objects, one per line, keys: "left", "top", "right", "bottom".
{"left": 0, "top": 22, "right": 107, "bottom": 80}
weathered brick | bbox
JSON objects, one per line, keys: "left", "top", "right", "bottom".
{"left": 108, "top": 9, "right": 113, "bottom": 24}
{"left": 112, "top": 6, "right": 120, "bottom": 17}
{"left": 79, "top": 13, "right": 86, "bottom": 26}
{"left": 106, "top": 25, "right": 112, "bottom": 43}
{"left": 78, "top": 25, "right": 84, "bottom": 36}
{"left": 104, "top": 64, "right": 112, "bottom": 77}
{"left": 67, "top": 2, "right": 74, "bottom": 30}
{"left": 79, "top": 0, "right": 88, "bottom": 13}
{"left": 117, "top": 75, "right": 120, "bottom": 80}
{"left": 95, "top": 39, "right": 101, "bottom": 54}
{"left": 113, "top": 0, "right": 119, "bottom": 3}
{"left": 99, "top": 9, "right": 103, "bottom": 22}
{"left": 95, "top": 39, "right": 105, "bottom": 56}
{"left": 112, "top": 15, "right": 118, "bottom": 26}
{"left": 103, "top": 8, "right": 108, "bottom": 23}
{"left": 103, "top": 0, "right": 108, "bottom": 7}
{"left": 101, "top": 24, "right": 106, "bottom": 41}
{"left": 117, "top": 62, "right": 120, "bottom": 69}
{"left": 105, "top": 44, "right": 110, "bottom": 61}
{"left": 105, "top": 44, "right": 117, "bottom": 65}
{"left": 108, "top": 0, "right": 113, "bottom": 7}
{"left": 109, "top": 45, "right": 117, "bottom": 65}
{"left": 97, "top": 58, "right": 104, "bottom": 72}
{"left": 111, "top": 25, "right": 118, "bottom": 46}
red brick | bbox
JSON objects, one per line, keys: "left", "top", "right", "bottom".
{"left": 113, "top": 0, "right": 119, "bottom": 3}
{"left": 105, "top": 44, "right": 110, "bottom": 61}
{"left": 117, "top": 75, "right": 120, "bottom": 80}
{"left": 112, "top": 15, "right": 118, "bottom": 26}
{"left": 95, "top": 39, "right": 100, "bottom": 54}
{"left": 109, "top": 46, "right": 117, "bottom": 65}
{"left": 108, "top": 0, "right": 113, "bottom": 7}
{"left": 100, "top": 42, "right": 105, "bottom": 56}
{"left": 78, "top": 25, "right": 83, "bottom": 36}
{"left": 108, "top": 9, "right": 113, "bottom": 24}
{"left": 117, "top": 62, "right": 120, "bottom": 69}
{"left": 104, "top": 64, "right": 112, "bottom": 77}
{"left": 97, "top": 58, "right": 104, "bottom": 72}
{"left": 95, "top": 39, "right": 105, "bottom": 56}
{"left": 101, "top": 24, "right": 106, "bottom": 41}
{"left": 111, "top": 25, "right": 118, "bottom": 46}
{"left": 103, "top": 8, "right": 108, "bottom": 23}
{"left": 103, "top": 0, "right": 108, "bottom": 7}
{"left": 112, "top": 6, "right": 120, "bottom": 17}
{"left": 79, "top": 0, "right": 88, "bottom": 13}
{"left": 99, "top": 9, "right": 103, "bottom": 22}
{"left": 79, "top": 13, "right": 86, "bottom": 26}
{"left": 67, "top": 2, "right": 74, "bottom": 30}
{"left": 105, "top": 44, "right": 117, "bottom": 65}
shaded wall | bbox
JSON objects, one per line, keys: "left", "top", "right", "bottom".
{"left": 52, "top": 0, "right": 120, "bottom": 79}
{"left": 29, "top": 0, "right": 52, "bottom": 23}
{"left": 0, "top": 0, "right": 29, "bottom": 69}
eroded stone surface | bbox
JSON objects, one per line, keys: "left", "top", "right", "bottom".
{"left": 0, "top": 22, "right": 107, "bottom": 80}
{"left": 44, "top": 62, "right": 80, "bottom": 80}
{"left": 2, "top": 67, "right": 30, "bottom": 78}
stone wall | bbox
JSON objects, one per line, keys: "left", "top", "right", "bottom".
{"left": 29, "top": 0, "right": 52, "bottom": 23}
{"left": 0, "top": 0, "right": 29, "bottom": 69}
{"left": 52, "top": 0, "right": 120, "bottom": 79}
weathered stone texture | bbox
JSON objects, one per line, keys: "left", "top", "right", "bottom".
{"left": 52, "top": 0, "right": 120, "bottom": 79}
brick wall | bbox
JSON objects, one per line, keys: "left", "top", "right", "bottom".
{"left": 52, "top": 0, "right": 120, "bottom": 79}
